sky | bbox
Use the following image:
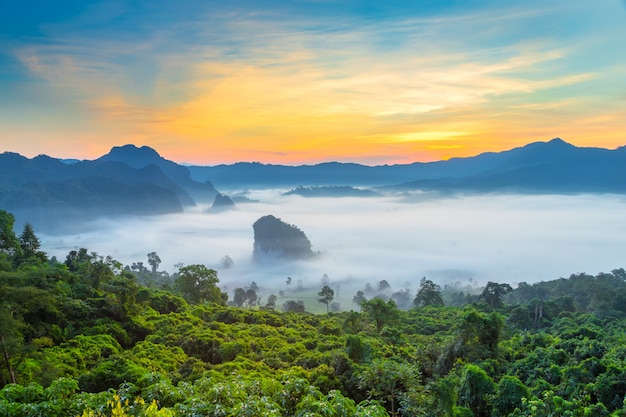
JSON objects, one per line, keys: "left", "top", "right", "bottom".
{"left": 1, "top": 0, "right": 626, "bottom": 165}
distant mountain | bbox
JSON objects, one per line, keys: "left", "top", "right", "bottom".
{"left": 384, "top": 139, "right": 626, "bottom": 194}
{"left": 98, "top": 145, "right": 218, "bottom": 203}
{"left": 282, "top": 185, "right": 381, "bottom": 198}
{"left": 3, "top": 138, "right": 625, "bottom": 233}
{"left": 0, "top": 152, "right": 188, "bottom": 232}
{"left": 188, "top": 138, "right": 626, "bottom": 194}
{"left": 206, "top": 193, "right": 236, "bottom": 213}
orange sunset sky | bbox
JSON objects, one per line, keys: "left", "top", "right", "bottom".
{"left": 1, "top": 0, "right": 626, "bottom": 165}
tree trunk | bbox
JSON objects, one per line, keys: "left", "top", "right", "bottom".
{"left": 0, "top": 334, "right": 16, "bottom": 384}
{"left": 533, "top": 300, "right": 543, "bottom": 331}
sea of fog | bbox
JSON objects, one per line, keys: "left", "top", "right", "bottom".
{"left": 40, "top": 192, "right": 626, "bottom": 302}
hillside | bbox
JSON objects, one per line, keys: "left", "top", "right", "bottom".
{"left": 0, "top": 145, "right": 222, "bottom": 232}
{"left": 98, "top": 145, "right": 218, "bottom": 204}
{"left": 0, "top": 153, "right": 188, "bottom": 231}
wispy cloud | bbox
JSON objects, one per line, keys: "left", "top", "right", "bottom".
{"left": 2, "top": 0, "right": 625, "bottom": 163}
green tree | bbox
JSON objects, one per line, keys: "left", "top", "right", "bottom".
{"left": 104, "top": 273, "right": 140, "bottom": 320}
{"left": 245, "top": 289, "right": 258, "bottom": 308}
{"left": 64, "top": 249, "right": 116, "bottom": 289}
{"left": 233, "top": 288, "right": 246, "bottom": 307}
{"left": 343, "top": 311, "right": 365, "bottom": 334}
{"left": 147, "top": 252, "right": 161, "bottom": 274}
{"left": 0, "top": 304, "right": 22, "bottom": 385}
{"left": 358, "top": 358, "right": 421, "bottom": 417}
{"left": 458, "top": 309, "right": 504, "bottom": 356}
{"left": 458, "top": 364, "right": 495, "bottom": 417}
{"left": 353, "top": 291, "right": 366, "bottom": 309}
{"left": 429, "top": 375, "right": 458, "bottom": 417}
{"left": 318, "top": 285, "right": 335, "bottom": 313}
{"left": 480, "top": 282, "right": 512, "bottom": 309}
{"left": 18, "top": 223, "right": 46, "bottom": 264}
{"left": 493, "top": 375, "right": 530, "bottom": 417}
{"left": 413, "top": 278, "right": 444, "bottom": 307}
{"left": 0, "top": 210, "right": 21, "bottom": 261}
{"left": 175, "top": 264, "right": 226, "bottom": 305}
{"left": 283, "top": 300, "right": 305, "bottom": 313}
{"left": 265, "top": 294, "right": 277, "bottom": 309}
{"left": 361, "top": 298, "right": 400, "bottom": 333}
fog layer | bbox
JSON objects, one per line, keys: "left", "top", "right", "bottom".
{"left": 40, "top": 193, "right": 626, "bottom": 299}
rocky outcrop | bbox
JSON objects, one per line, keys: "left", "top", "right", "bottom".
{"left": 252, "top": 215, "right": 315, "bottom": 261}
{"left": 207, "top": 193, "right": 236, "bottom": 212}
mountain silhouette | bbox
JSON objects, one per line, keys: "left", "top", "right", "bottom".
{"left": 188, "top": 138, "right": 626, "bottom": 194}
{"left": 98, "top": 144, "right": 218, "bottom": 203}
{"left": 2, "top": 138, "right": 625, "bottom": 232}
{"left": 0, "top": 152, "right": 186, "bottom": 232}
{"left": 385, "top": 138, "right": 626, "bottom": 194}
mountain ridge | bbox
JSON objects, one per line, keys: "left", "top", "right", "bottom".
{"left": 97, "top": 144, "right": 218, "bottom": 203}
{"left": 2, "top": 137, "right": 625, "bottom": 233}
{"left": 0, "top": 151, "right": 198, "bottom": 232}
{"left": 185, "top": 138, "right": 626, "bottom": 189}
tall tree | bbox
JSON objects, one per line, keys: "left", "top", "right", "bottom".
{"left": 18, "top": 223, "right": 46, "bottom": 263}
{"left": 0, "top": 210, "right": 21, "bottom": 261}
{"left": 480, "top": 282, "right": 512, "bottom": 309}
{"left": 321, "top": 273, "right": 330, "bottom": 286}
{"left": 413, "top": 278, "right": 444, "bottom": 307}
{"left": 358, "top": 358, "right": 421, "bottom": 417}
{"left": 377, "top": 280, "right": 391, "bottom": 292}
{"left": 265, "top": 294, "right": 277, "bottom": 309}
{"left": 245, "top": 289, "right": 258, "bottom": 308}
{"left": 353, "top": 290, "right": 367, "bottom": 309}
{"left": 175, "top": 264, "right": 226, "bottom": 305}
{"left": 233, "top": 288, "right": 246, "bottom": 307}
{"left": 147, "top": 252, "right": 161, "bottom": 274}
{"left": 0, "top": 304, "right": 22, "bottom": 385}
{"left": 458, "top": 364, "right": 496, "bottom": 417}
{"left": 317, "top": 285, "right": 334, "bottom": 313}
{"left": 361, "top": 298, "right": 400, "bottom": 333}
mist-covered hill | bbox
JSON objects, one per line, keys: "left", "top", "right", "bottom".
{"left": 384, "top": 138, "right": 626, "bottom": 194}
{"left": 189, "top": 138, "right": 626, "bottom": 193}
{"left": 3, "top": 138, "right": 626, "bottom": 232}
{"left": 97, "top": 144, "right": 218, "bottom": 203}
{"left": 282, "top": 186, "right": 381, "bottom": 198}
{"left": 0, "top": 146, "right": 218, "bottom": 232}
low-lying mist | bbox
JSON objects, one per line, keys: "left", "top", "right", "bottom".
{"left": 40, "top": 192, "right": 626, "bottom": 307}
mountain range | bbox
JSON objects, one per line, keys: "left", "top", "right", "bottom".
{"left": 1, "top": 138, "right": 624, "bottom": 232}
{"left": 189, "top": 138, "right": 626, "bottom": 192}
{"left": 0, "top": 145, "right": 217, "bottom": 232}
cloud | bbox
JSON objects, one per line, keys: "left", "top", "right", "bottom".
{"left": 39, "top": 193, "right": 626, "bottom": 307}
{"left": 3, "top": 0, "right": 625, "bottom": 164}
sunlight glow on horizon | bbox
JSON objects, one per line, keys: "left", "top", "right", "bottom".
{"left": 1, "top": 0, "right": 625, "bottom": 165}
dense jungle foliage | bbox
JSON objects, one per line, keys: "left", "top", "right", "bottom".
{"left": 2, "top": 209, "right": 626, "bottom": 416}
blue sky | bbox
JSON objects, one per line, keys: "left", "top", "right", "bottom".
{"left": 1, "top": 0, "right": 625, "bottom": 164}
